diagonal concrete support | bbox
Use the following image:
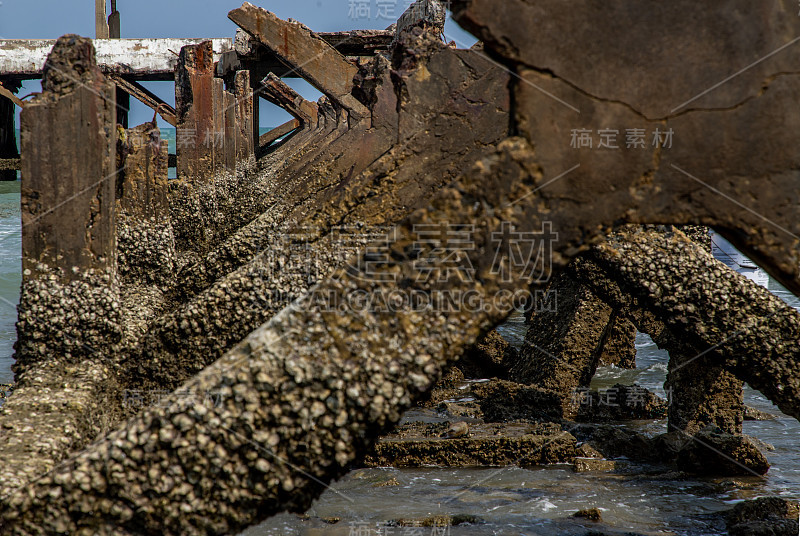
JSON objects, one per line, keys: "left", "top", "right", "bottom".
{"left": 128, "top": 33, "right": 510, "bottom": 392}
{"left": 228, "top": 3, "right": 369, "bottom": 120}
{"left": 259, "top": 73, "right": 318, "bottom": 126}
{"left": 0, "top": 137, "right": 544, "bottom": 535}
{"left": 569, "top": 228, "right": 800, "bottom": 422}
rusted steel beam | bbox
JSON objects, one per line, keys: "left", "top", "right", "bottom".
{"left": 108, "top": 74, "right": 177, "bottom": 126}
{"left": 175, "top": 41, "right": 215, "bottom": 182}
{"left": 258, "top": 118, "right": 300, "bottom": 147}
{"left": 259, "top": 73, "right": 318, "bottom": 126}
{"left": 228, "top": 3, "right": 368, "bottom": 119}
{"left": 0, "top": 38, "right": 233, "bottom": 80}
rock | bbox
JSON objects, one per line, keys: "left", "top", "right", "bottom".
{"left": 597, "top": 316, "right": 637, "bottom": 369}
{"left": 573, "top": 458, "right": 618, "bottom": 473}
{"left": 567, "top": 424, "right": 657, "bottom": 463}
{"left": 726, "top": 497, "right": 800, "bottom": 536}
{"left": 745, "top": 406, "right": 778, "bottom": 421}
{"left": 745, "top": 435, "right": 775, "bottom": 452}
{"left": 458, "top": 330, "right": 516, "bottom": 379}
{"left": 507, "top": 271, "right": 613, "bottom": 420}
{"left": 420, "top": 367, "right": 468, "bottom": 407}
{"left": 372, "top": 477, "right": 400, "bottom": 488}
{"left": 676, "top": 427, "right": 770, "bottom": 476}
{"left": 573, "top": 508, "right": 603, "bottom": 522}
{"left": 388, "top": 514, "right": 483, "bottom": 527}
{"left": 473, "top": 379, "right": 567, "bottom": 422}
{"left": 576, "top": 443, "right": 604, "bottom": 459}
{"left": 576, "top": 383, "right": 668, "bottom": 422}
{"left": 440, "top": 421, "right": 469, "bottom": 439}
{"left": 435, "top": 400, "right": 483, "bottom": 420}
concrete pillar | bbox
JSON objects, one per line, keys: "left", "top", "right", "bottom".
{"left": 175, "top": 41, "right": 214, "bottom": 182}
{"left": 233, "top": 70, "right": 254, "bottom": 162}
{"left": 509, "top": 271, "right": 613, "bottom": 418}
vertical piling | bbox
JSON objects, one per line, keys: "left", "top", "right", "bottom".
{"left": 211, "top": 78, "right": 225, "bottom": 173}
{"left": 95, "top": 0, "right": 109, "bottom": 39}
{"left": 224, "top": 88, "right": 237, "bottom": 171}
{"left": 21, "top": 36, "right": 117, "bottom": 280}
{"left": 16, "top": 34, "right": 121, "bottom": 373}
{"left": 233, "top": 70, "right": 254, "bottom": 163}
{"left": 116, "top": 122, "right": 174, "bottom": 286}
{"left": 175, "top": 41, "right": 214, "bottom": 182}
{"left": 117, "top": 123, "right": 168, "bottom": 220}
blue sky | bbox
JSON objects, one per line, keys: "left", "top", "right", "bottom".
{"left": 2, "top": 0, "right": 477, "bottom": 128}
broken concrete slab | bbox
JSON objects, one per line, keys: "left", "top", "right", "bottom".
{"left": 394, "top": 0, "right": 447, "bottom": 41}
{"left": 259, "top": 118, "right": 300, "bottom": 148}
{"left": 451, "top": 0, "right": 800, "bottom": 296}
{"left": 363, "top": 421, "right": 576, "bottom": 467}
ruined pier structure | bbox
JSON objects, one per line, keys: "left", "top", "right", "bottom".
{"left": 0, "top": 0, "right": 800, "bottom": 534}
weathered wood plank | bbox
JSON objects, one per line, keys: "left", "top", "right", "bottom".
{"left": 0, "top": 38, "right": 233, "bottom": 80}
{"left": 228, "top": 3, "right": 368, "bottom": 119}
{"left": 175, "top": 41, "right": 215, "bottom": 182}
{"left": 108, "top": 74, "right": 177, "bottom": 126}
